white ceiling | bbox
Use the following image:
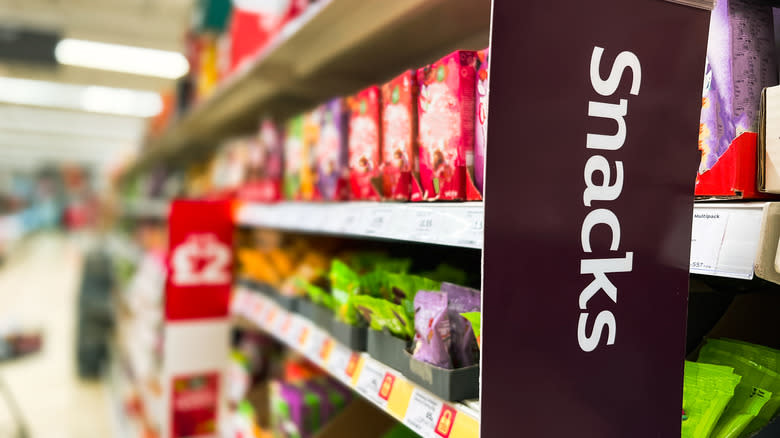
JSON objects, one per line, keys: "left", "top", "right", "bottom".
{"left": 0, "top": 0, "right": 195, "bottom": 173}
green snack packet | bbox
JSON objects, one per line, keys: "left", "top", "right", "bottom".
{"left": 461, "top": 312, "right": 481, "bottom": 348}
{"left": 296, "top": 278, "right": 336, "bottom": 310}
{"left": 707, "top": 339, "right": 780, "bottom": 373}
{"left": 329, "top": 260, "right": 362, "bottom": 325}
{"left": 698, "top": 343, "right": 780, "bottom": 436}
{"left": 711, "top": 387, "right": 772, "bottom": 438}
{"left": 682, "top": 361, "right": 741, "bottom": 438}
{"left": 353, "top": 295, "right": 414, "bottom": 339}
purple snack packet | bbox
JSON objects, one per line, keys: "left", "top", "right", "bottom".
{"left": 441, "top": 283, "right": 481, "bottom": 368}
{"left": 317, "top": 98, "right": 350, "bottom": 200}
{"left": 412, "top": 291, "right": 452, "bottom": 369}
{"left": 698, "top": 0, "right": 777, "bottom": 174}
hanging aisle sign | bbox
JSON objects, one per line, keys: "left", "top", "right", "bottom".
{"left": 481, "top": 0, "right": 711, "bottom": 436}
{"left": 163, "top": 200, "right": 234, "bottom": 438}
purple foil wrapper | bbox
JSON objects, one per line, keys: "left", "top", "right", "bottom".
{"left": 413, "top": 291, "right": 452, "bottom": 369}
{"left": 441, "top": 283, "right": 481, "bottom": 368}
{"left": 699, "top": 0, "right": 777, "bottom": 174}
{"left": 317, "top": 98, "right": 349, "bottom": 200}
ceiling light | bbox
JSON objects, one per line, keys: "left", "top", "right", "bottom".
{"left": 55, "top": 38, "right": 189, "bottom": 79}
{"left": 0, "top": 77, "right": 163, "bottom": 117}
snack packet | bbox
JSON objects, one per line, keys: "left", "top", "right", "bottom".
{"left": 317, "top": 98, "right": 350, "bottom": 200}
{"left": 348, "top": 86, "right": 382, "bottom": 200}
{"left": 329, "top": 260, "right": 362, "bottom": 325}
{"left": 381, "top": 70, "right": 419, "bottom": 200}
{"left": 698, "top": 341, "right": 780, "bottom": 436}
{"left": 296, "top": 278, "right": 336, "bottom": 310}
{"left": 417, "top": 50, "right": 478, "bottom": 201}
{"left": 682, "top": 361, "right": 741, "bottom": 438}
{"left": 283, "top": 114, "right": 305, "bottom": 199}
{"left": 353, "top": 295, "right": 414, "bottom": 339}
{"left": 412, "top": 291, "right": 452, "bottom": 369}
{"left": 460, "top": 312, "right": 481, "bottom": 348}
{"left": 442, "top": 283, "right": 480, "bottom": 367}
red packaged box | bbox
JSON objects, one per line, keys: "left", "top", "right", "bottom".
{"left": 237, "top": 119, "right": 284, "bottom": 202}
{"left": 348, "top": 86, "right": 382, "bottom": 200}
{"left": 417, "top": 50, "right": 481, "bottom": 201}
{"left": 381, "top": 71, "right": 420, "bottom": 201}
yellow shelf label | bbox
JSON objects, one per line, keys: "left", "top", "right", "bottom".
{"left": 386, "top": 378, "right": 413, "bottom": 419}
{"left": 449, "top": 410, "right": 479, "bottom": 438}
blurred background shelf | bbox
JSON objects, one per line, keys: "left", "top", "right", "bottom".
{"left": 129, "top": 0, "right": 492, "bottom": 176}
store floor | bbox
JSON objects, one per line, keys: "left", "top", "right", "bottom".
{"left": 0, "top": 233, "right": 113, "bottom": 438}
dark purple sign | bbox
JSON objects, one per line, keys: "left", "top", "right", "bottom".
{"left": 481, "top": 1, "right": 710, "bottom": 436}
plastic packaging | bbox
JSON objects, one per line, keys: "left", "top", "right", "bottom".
{"left": 412, "top": 291, "right": 452, "bottom": 369}
{"left": 441, "top": 283, "right": 480, "bottom": 368}
{"left": 682, "top": 361, "right": 741, "bottom": 438}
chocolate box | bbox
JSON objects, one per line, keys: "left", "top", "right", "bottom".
{"left": 238, "top": 118, "right": 284, "bottom": 202}
{"left": 348, "top": 86, "right": 383, "bottom": 201}
{"left": 475, "top": 48, "right": 489, "bottom": 197}
{"left": 417, "top": 50, "right": 480, "bottom": 201}
{"left": 381, "top": 71, "right": 420, "bottom": 201}
{"left": 283, "top": 115, "right": 305, "bottom": 200}
{"left": 317, "top": 98, "right": 350, "bottom": 201}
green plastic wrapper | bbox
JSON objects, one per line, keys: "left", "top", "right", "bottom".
{"left": 682, "top": 361, "right": 741, "bottom": 438}
{"left": 699, "top": 341, "right": 780, "bottom": 436}
{"left": 711, "top": 387, "right": 771, "bottom": 438}
{"left": 329, "top": 260, "right": 362, "bottom": 325}
{"left": 707, "top": 339, "right": 780, "bottom": 373}
{"left": 354, "top": 272, "right": 440, "bottom": 340}
{"left": 461, "top": 312, "right": 481, "bottom": 348}
{"left": 296, "top": 278, "right": 336, "bottom": 310}
{"left": 353, "top": 295, "right": 414, "bottom": 339}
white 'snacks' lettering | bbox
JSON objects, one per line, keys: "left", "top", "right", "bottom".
{"left": 578, "top": 46, "right": 641, "bottom": 353}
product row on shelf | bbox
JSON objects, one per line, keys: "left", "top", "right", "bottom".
{"left": 230, "top": 286, "right": 479, "bottom": 438}
{"left": 130, "top": 47, "right": 490, "bottom": 205}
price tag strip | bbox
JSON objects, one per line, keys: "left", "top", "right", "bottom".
{"left": 229, "top": 290, "right": 480, "bottom": 438}
{"left": 235, "top": 202, "right": 484, "bottom": 249}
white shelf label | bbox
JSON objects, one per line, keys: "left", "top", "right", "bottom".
{"left": 690, "top": 210, "right": 729, "bottom": 273}
{"left": 410, "top": 210, "right": 437, "bottom": 242}
{"left": 364, "top": 208, "right": 391, "bottom": 236}
{"left": 354, "top": 358, "right": 391, "bottom": 408}
{"left": 690, "top": 208, "right": 761, "bottom": 280}
{"left": 403, "top": 388, "right": 445, "bottom": 438}
{"left": 302, "top": 326, "right": 327, "bottom": 364}
{"left": 327, "top": 344, "right": 355, "bottom": 385}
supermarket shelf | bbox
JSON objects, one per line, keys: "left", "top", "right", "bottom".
{"left": 231, "top": 286, "right": 480, "bottom": 438}
{"left": 129, "top": 0, "right": 491, "bottom": 175}
{"left": 690, "top": 202, "right": 780, "bottom": 284}
{"left": 236, "top": 201, "right": 484, "bottom": 249}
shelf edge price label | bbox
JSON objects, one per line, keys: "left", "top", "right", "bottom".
{"left": 455, "top": 209, "right": 484, "bottom": 247}
{"left": 319, "top": 338, "right": 334, "bottom": 363}
{"left": 403, "top": 388, "right": 445, "bottom": 438}
{"left": 411, "top": 210, "right": 437, "bottom": 242}
{"left": 248, "top": 296, "right": 265, "bottom": 326}
{"left": 327, "top": 344, "right": 353, "bottom": 384}
{"left": 354, "top": 358, "right": 391, "bottom": 408}
{"left": 689, "top": 209, "right": 730, "bottom": 275}
{"left": 302, "top": 327, "right": 326, "bottom": 364}
{"left": 364, "top": 208, "right": 391, "bottom": 236}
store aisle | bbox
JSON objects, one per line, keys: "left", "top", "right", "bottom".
{"left": 0, "top": 233, "right": 113, "bottom": 438}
